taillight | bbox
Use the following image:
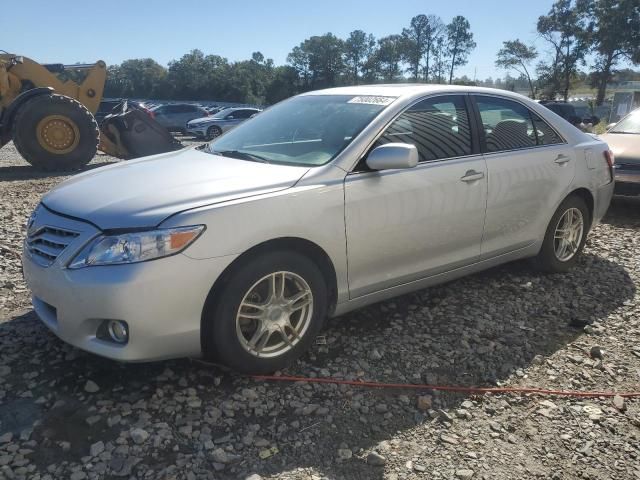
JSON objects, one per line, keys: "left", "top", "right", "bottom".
{"left": 604, "top": 150, "right": 614, "bottom": 167}
{"left": 149, "top": 110, "right": 155, "bottom": 119}
{"left": 604, "top": 149, "right": 615, "bottom": 181}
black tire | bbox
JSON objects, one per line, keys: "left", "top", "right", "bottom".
{"left": 203, "top": 251, "right": 328, "bottom": 374}
{"left": 12, "top": 93, "right": 99, "bottom": 171}
{"left": 206, "top": 125, "right": 222, "bottom": 140}
{"left": 532, "top": 195, "right": 590, "bottom": 273}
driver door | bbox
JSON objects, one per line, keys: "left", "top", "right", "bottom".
{"left": 344, "top": 94, "right": 488, "bottom": 298}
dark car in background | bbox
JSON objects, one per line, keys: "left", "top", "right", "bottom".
{"left": 539, "top": 101, "right": 600, "bottom": 130}
{"left": 150, "top": 103, "right": 209, "bottom": 132}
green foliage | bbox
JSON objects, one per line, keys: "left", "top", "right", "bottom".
{"left": 495, "top": 40, "right": 538, "bottom": 97}
{"left": 102, "top": 5, "right": 639, "bottom": 106}
{"left": 536, "top": 0, "right": 591, "bottom": 100}
{"left": 446, "top": 16, "right": 476, "bottom": 84}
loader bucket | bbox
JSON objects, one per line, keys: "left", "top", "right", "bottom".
{"left": 99, "top": 101, "right": 183, "bottom": 159}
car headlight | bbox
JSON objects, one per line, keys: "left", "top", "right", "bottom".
{"left": 68, "top": 225, "right": 205, "bottom": 269}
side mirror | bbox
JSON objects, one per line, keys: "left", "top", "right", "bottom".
{"left": 227, "top": 115, "right": 235, "bottom": 120}
{"left": 366, "top": 143, "right": 418, "bottom": 171}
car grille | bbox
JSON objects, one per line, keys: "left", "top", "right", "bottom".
{"left": 26, "top": 226, "right": 80, "bottom": 267}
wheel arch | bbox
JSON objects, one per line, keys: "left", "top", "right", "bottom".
{"left": 568, "top": 187, "right": 594, "bottom": 225}
{"left": 200, "top": 236, "right": 338, "bottom": 351}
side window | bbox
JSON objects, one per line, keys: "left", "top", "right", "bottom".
{"left": 235, "top": 110, "right": 252, "bottom": 119}
{"left": 476, "top": 97, "right": 536, "bottom": 152}
{"left": 531, "top": 113, "right": 563, "bottom": 145}
{"left": 372, "top": 95, "right": 472, "bottom": 162}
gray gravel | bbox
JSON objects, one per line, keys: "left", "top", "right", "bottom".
{"left": 1, "top": 142, "right": 640, "bottom": 480}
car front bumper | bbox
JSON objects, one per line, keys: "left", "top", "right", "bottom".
{"left": 186, "top": 125, "right": 209, "bottom": 137}
{"left": 22, "top": 207, "right": 237, "bottom": 362}
{"left": 614, "top": 164, "right": 640, "bottom": 195}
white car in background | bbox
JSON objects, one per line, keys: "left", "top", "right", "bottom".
{"left": 187, "top": 107, "right": 262, "bottom": 139}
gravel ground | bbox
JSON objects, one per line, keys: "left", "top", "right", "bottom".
{"left": 1, "top": 143, "right": 640, "bottom": 480}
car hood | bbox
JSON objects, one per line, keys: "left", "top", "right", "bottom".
{"left": 600, "top": 133, "right": 640, "bottom": 165}
{"left": 43, "top": 148, "right": 310, "bottom": 230}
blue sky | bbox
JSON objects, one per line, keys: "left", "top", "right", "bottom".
{"left": 4, "top": 0, "right": 558, "bottom": 80}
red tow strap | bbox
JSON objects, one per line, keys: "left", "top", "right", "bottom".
{"left": 252, "top": 375, "right": 640, "bottom": 399}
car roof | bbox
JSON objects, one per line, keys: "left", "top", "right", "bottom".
{"left": 302, "top": 84, "right": 537, "bottom": 104}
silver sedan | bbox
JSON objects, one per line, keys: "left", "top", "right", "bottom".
{"left": 23, "top": 85, "right": 614, "bottom": 373}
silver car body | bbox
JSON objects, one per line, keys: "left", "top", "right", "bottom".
{"left": 186, "top": 107, "right": 262, "bottom": 138}
{"left": 23, "top": 85, "right": 614, "bottom": 361}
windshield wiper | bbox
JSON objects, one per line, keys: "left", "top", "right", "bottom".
{"left": 210, "top": 149, "right": 270, "bottom": 163}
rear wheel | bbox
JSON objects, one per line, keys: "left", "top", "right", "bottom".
{"left": 533, "top": 195, "right": 590, "bottom": 273}
{"left": 203, "top": 251, "right": 327, "bottom": 374}
{"left": 12, "top": 94, "right": 99, "bottom": 171}
{"left": 206, "top": 125, "right": 222, "bottom": 140}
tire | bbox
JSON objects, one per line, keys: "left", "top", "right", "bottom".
{"left": 532, "top": 195, "right": 590, "bottom": 273}
{"left": 12, "top": 93, "right": 99, "bottom": 171}
{"left": 206, "top": 126, "right": 222, "bottom": 140}
{"left": 203, "top": 251, "right": 328, "bottom": 374}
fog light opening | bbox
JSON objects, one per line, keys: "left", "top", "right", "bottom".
{"left": 107, "top": 320, "right": 129, "bottom": 344}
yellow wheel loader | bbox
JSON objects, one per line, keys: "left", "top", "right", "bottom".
{"left": 0, "top": 53, "right": 181, "bottom": 171}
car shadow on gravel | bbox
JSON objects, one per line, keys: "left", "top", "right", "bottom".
{"left": 602, "top": 196, "right": 640, "bottom": 227}
{"left": 0, "top": 160, "right": 119, "bottom": 182}
{"left": 0, "top": 253, "right": 634, "bottom": 479}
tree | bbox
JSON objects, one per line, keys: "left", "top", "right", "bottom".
{"left": 446, "top": 16, "right": 476, "bottom": 84}
{"left": 104, "top": 58, "right": 167, "bottom": 98}
{"left": 401, "top": 15, "right": 429, "bottom": 80}
{"left": 288, "top": 34, "right": 345, "bottom": 89}
{"left": 376, "top": 35, "right": 405, "bottom": 81}
{"left": 537, "top": 0, "right": 590, "bottom": 101}
{"left": 344, "top": 30, "right": 376, "bottom": 84}
{"left": 582, "top": 0, "right": 640, "bottom": 105}
{"left": 287, "top": 45, "right": 311, "bottom": 89}
{"left": 495, "top": 40, "right": 538, "bottom": 98}
{"left": 265, "top": 66, "right": 300, "bottom": 103}
{"left": 431, "top": 35, "right": 448, "bottom": 83}
{"left": 401, "top": 15, "right": 445, "bottom": 81}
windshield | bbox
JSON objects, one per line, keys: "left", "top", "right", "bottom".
{"left": 206, "top": 95, "right": 393, "bottom": 166}
{"left": 610, "top": 109, "right": 640, "bottom": 134}
{"left": 211, "top": 110, "right": 230, "bottom": 119}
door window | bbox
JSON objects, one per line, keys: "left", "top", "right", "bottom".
{"left": 531, "top": 113, "right": 564, "bottom": 145}
{"left": 475, "top": 97, "right": 536, "bottom": 152}
{"left": 371, "top": 95, "right": 472, "bottom": 162}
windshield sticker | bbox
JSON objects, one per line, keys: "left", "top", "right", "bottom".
{"left": 348, "top": 96, "right": 396, "bottom": 106}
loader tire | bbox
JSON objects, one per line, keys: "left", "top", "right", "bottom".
{"left": 12, "top": 93, "right": 99, "bottom": 171}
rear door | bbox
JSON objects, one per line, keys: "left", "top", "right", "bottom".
{"left": 472, "top": 95, "right": 576, "bottom": 258}
{"left": 344, "top": 94, "right": 488, "bottom": 298}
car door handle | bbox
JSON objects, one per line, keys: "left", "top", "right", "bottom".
{"left": 554, "top": 154, "right": 571, "bottom": 164}
{"left": 460, "top": 170, "right": 485, "bottom": 182}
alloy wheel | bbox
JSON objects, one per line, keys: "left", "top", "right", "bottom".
{"left": 553, "top": 207, "right": 584, "bottom": 262}
{"left": 235, "top": 271, "right": 313, "bottom": 358}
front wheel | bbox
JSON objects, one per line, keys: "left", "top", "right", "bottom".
{"left": 533, "top": 195, "right": 590, "bottom": 273}
{"left": 206, "top": 125, "right": 222, "bottom": 140}
{"left": 12, "top": 93, "right": 99, "bottom": 171}
{"left": 203, "top": 251, "right": 328, "bottom": 374}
